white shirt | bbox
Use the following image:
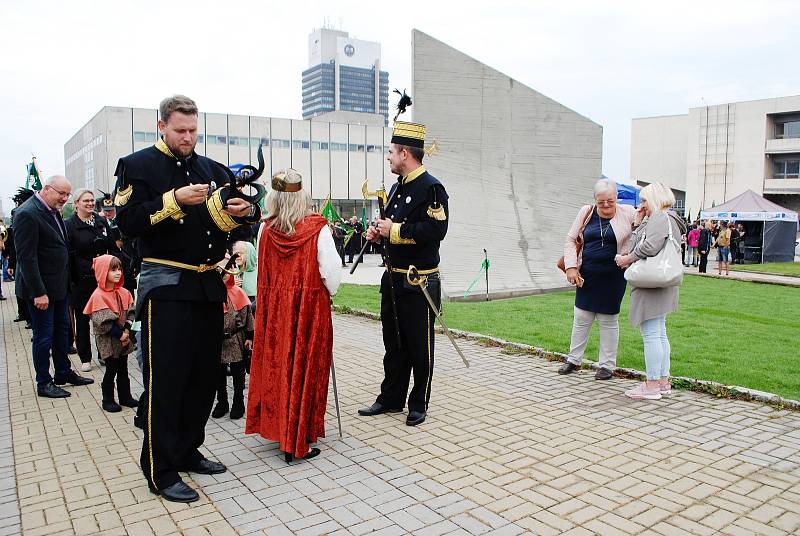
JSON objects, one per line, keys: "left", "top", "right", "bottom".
{"left": 256, "top": 221, "right": 342, "bottom": 296}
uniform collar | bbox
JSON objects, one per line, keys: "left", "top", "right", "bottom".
{"left": 155, "top": 138, "right": 194, "bottom": 161}
{"left": 402, "top": 165, "right": 426, "bottom": 185}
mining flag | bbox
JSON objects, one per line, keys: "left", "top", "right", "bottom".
{"left": 26, "top": 157, "right": 42, "bottom": 191}
{"left": 321, "top": 196, "right": 340, "bottom": 223}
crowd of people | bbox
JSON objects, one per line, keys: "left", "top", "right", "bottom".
{"left": 1, "top": 94, "right": 446, "bottom": 504}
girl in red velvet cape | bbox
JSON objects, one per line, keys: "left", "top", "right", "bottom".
{"left": 245, "top": 169, "right": 341, "bottom": 462}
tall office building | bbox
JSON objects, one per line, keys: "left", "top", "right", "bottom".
{"left": 302, "top": 28, "right": 389, "bottom": 125}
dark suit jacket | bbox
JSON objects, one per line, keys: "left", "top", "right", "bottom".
{"left": 13, "top": 196, "right": 70, "bottom": 301}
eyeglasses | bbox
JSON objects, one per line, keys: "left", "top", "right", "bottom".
{"left": 47, "top": 185, "right": 72, "bottom": 200}
{"left": 595, "top": 200, "right": 616, "bottom": 207}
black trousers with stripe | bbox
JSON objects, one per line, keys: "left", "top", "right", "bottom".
{"left": 376, "top": 272, "right": 440, "bottom": 413}
{"left": 140, "top": 299, "right": 222, "bottom": 490}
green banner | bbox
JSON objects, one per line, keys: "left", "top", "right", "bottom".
{"left": 321, "top": 197, "right": 340, "bottom": 223}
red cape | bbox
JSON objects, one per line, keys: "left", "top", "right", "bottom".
{"left": 245, "top": 213, "right": 333, "bottom": 457}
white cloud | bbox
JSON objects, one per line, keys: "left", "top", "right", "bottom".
{"left": 2, "top": 0, "right": 798, "bottom": 212}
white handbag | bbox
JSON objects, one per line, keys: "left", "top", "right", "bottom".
{"left": 624, "top": 217, "right": 684, "bottom": 288}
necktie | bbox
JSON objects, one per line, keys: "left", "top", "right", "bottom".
{"left": 51, "top": 209, "right": 67, "bottom": 238}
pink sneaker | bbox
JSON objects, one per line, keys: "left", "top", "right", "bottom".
{"left": 659, "top": 381, "right": 671, "bottom": 395}
{"left": 624, "top": 382, "right": 662, "bottom": 400}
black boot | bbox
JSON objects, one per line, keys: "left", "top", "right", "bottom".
{"left": 101, "top": 377, "right": 121, "bottom": 413}
{"left": 229, "top": 362, "right": 246, "bottom": 419}
{"left": 116, "top": 358, "right": 139, "bottom": 408}
{"left": 211, "top": 365, "right": 229, "bottom": 418}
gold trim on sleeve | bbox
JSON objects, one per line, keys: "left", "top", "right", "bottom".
{"left": 206, "top": 188, "right": 240, "bottom": 232}
{"left": 114, "top": 184, "right": 133, "bottom": 207}
{"left": 390, "top": 222, "right": 416, "bottom": 245}
{"left": 427, "top": 205, "right": 446, "bottom": 221}
{"left": 149, "top": 189, "right": 186, "bottom": 225}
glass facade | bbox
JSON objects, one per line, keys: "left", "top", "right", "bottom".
{"left": 302, "top": 63, "right": 389, "bottom": 124}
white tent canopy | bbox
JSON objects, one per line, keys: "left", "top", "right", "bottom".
{"left": 700, "top": 189, "right": 797, "bottom": 222}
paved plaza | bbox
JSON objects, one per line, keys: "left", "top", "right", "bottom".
{"left": 1, "top": 281, "right": 800, "bottom": 535}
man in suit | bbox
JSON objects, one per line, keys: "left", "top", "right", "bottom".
{"left": 14, "top": 175, "right": 94, "bottom": 398}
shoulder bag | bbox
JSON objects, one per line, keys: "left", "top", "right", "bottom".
{"left": 624, "top": 217, "right": 684, "bottom": 288}
{"left": 557, "top": 206, "right": 594, "bottom": 273}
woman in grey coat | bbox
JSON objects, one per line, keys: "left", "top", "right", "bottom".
{"left": 615, "top": 182, "right": 687, "bottom": 400}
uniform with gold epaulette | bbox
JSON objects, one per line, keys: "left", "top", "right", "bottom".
{"left": 370, "top": 119, "right": 449, "bottom": 423}
{"left": 113, "top": 137, "right": 260, "bottom": 494}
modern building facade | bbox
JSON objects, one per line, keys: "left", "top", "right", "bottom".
{"left": 631, "top": 95, "right": 800, "bottom": 219}
{"left": 302, "top": 28, "right": 389, "bottom": 125}
{"left": 412, "top": 30, "right": 603, "bottom": 298}
{"left": 64, "top": 106, "right": 394, "bottom": 217}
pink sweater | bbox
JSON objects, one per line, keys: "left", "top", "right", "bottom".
{"left": 563, "top": 204, "right": 636, "bottom": 270}
{"left": 687, "top": 228, "right": 700, "bottom": 247}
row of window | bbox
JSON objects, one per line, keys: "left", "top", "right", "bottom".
{"left": 133, "top": 132, "right": 386, "bottom": 152}
{"left": 773, "top": 159, "right": 800, "bottom": 179}
{"left": 66, "top": 134, "right": 104, "bottom": 165}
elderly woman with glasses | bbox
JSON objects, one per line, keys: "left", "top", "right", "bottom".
{"left": 65, "top": 189, "right": 121, "bottom": 371}
{"left": 559, "top": 180, "right": 637, "bottom": 380}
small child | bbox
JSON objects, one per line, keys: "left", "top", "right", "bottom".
{"left": 83, "top": 255, "right": 138, "bottom": 413}
{"left": 212, "top": 257, "right": 254, "bottom": 420}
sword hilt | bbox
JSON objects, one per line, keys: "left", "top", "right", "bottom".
{"left": 406, "top": 265, "right": 426, "bottom": 287}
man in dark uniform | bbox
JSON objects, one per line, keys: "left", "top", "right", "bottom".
{"left": 114, "top": 95, "right": 260, "bottom": 503}
{"left": 358, "top": 121, "right": 448, "bottom": 427}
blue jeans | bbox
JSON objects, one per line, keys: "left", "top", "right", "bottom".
{"left": 640, "top": 315, "right": 670, "bottom": 381}
{"left": 717, "top": 247, "right": 730, "bottom": 263}
{"left": 28, "top": 298, "right": 73, "bottom": 387}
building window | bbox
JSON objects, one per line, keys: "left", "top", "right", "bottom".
{"left": 292, "top": 140, "right": 310, "bottom": 149}
{"left": 197, "top": 134, "right": 204, "bottom": 144}
{"left": 775, "top": 120, "right": 800, "bottom": 139}
{"left": 272, "top": 139, "right": 290, "bottom": 148}
{"left": 773, "top": 158, "right": 800, "bottom": 179}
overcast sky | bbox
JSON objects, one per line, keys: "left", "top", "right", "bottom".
{"left": 1, "top": 0, "right": 798, "bottom": 213}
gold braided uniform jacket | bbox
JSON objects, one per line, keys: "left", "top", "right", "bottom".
{"left": 384, "top": 166, "right": 449, "bottom": 281}
{"left": 113, "top": 140, "right": 260, "bottom": 305}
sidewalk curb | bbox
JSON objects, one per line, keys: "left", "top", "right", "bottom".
{"left": 333, "top": 305, "right": 800, "bottom": 411}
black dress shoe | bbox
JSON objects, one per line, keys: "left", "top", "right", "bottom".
{"left": 13, "top": 316, "right": 23, "bottom": 322}
{"left": 186, "top": 458, "right": 226, "bottom": 475}
{"left": 406, "top": 411, "right": 426, "bottom": 426}
{"left": 358, "top": 402, "right": 403, "bottom": 416}
{"left": 284, "top": 448, "right": 321, "bottom": 463}
{"left": 558, "top": 362, "right": 579, "bottom": 375}
{"left": 0, "top": 296, "right": 6, "bottom": 301}
{"left": 151, "top": 481, "right": 199, "bottom": 503}
{"left": 594, "top": 368, "right": 613, "bottom": 380}
{"left": 68, "top": 346, "right": 78, "bottom": 355}
{"left": 37, "top": 382, "right": 71, "bottom": 398}
{"left": 25, "top": 322, "right": 32, "bottom": 329}
{"left": 133, "top": 415, "right": 144, "bottom": 430}
{"left": 54, "top": 371, "right": 94, "bottom": 386}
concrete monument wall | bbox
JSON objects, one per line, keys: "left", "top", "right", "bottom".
{"left": 411, "top": 30, "right": 603, "bottom": 299}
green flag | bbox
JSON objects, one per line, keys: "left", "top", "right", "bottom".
{"left": 26, "top": 158, "right": 42, "bottom": 191}
{"left": 321, "top": 197, "right": 340, "bottom": 223}
{"left": 361, "top": 206, "right": 367, "bottom": 229}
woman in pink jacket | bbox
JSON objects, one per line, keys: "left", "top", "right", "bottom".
{"left": 686, "top": 224, "right": 700, "bottom": 267}
{"left": 559, "top": 180, "right": 636, "bottom": 380}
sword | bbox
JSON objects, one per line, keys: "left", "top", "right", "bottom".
{"left": 330, "top": 356, "right": 343, "bottom": 437}
{"left": 405, "top": 266, "right": 470, "bottom": 368}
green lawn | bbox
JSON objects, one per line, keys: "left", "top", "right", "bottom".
{"left": 732, "top": 261, "right": 800, "bottom": 277}
{"left": 333, "top": 275, "right": 800, "bottom": 401}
